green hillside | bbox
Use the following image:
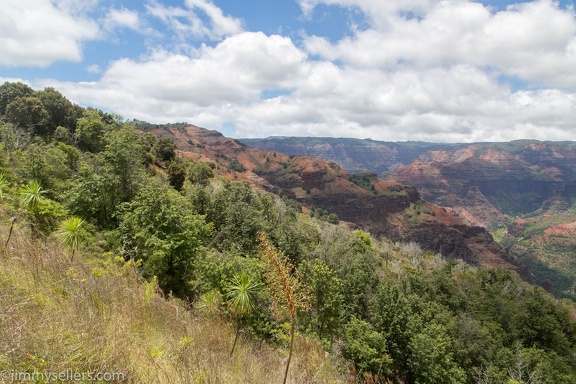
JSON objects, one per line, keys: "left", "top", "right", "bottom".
{"left": 498, "top": 196, "right": 576, "bottom": 300}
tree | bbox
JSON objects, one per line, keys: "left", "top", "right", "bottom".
{"left": 188, "top": 161, "right": 214, "bottom": 185}
{"left": 167, "top": 161, "right": 186, "bottom": 191}
{"left": 154, "top": 136, "right": 176, "bottom": 162}
{"left": 228, "top": 159, "right": 245, "bottom": 172}
{"left": 407, "top": 322, "right": 467, "bottom": 384}
{"left": 5, "top": 96, "right": 50, "bottom": 136}
{"left": 101, "top": 125, "right": 146, "bottom": 203}
{"left": 119, "top": 183, "right": 212, "bottom": 296}
{"left": 37, "top": 87, "right": 74, "bottom": 133}
{"left": 207, "top": 181, "right": 274, "bottom": 254}
{"left": 0, "top": 122, "right": 28, "bottom": 155}
{"left": 0, "top": 81, "right": 34, "bottom": 116}
{"left": 140, "top": 132, "right": 158, "bottom": 165}
{"left": 225, "top": 272, "right": 262, "bottom": 356}
{"left": 300, "top": 258, "right": 343, "bottom": 343}
{"left": 66, "top": 125, "right": 145, "bottom": 228}
{"left": 65, "top": 103, "right": 85, "bottom": 135}
{"left": 65, "top": 159, "right": 120, "bottom": 228}
{"left": 342, "top": 317, "right": 391, "bottom": 376}
{"left": 75, "top": 108, "right": 109, "bottom": 152}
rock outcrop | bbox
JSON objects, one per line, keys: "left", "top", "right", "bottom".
{"left": 149, "top": 125, "right": 526, "bottom": 276}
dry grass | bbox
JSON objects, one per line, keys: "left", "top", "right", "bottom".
{"left": 0, "top": 216, "right": 345, "bottom": 383}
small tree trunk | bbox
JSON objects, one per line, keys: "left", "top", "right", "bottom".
{"left": 230, "top": 318, "right": 241, "bottom": 357}
{"left": 5, "top": 216, "right": 16, "bottom": 247}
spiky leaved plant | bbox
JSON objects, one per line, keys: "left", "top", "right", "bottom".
{"left": 20, "top": 180, "right": 45, "bottom": 216}
{"left": 257, "top": 232, "right": 309, "bottom": 384}
{"left": 225, "top": 272, "right": 262, "bottom": 357}
{"left": 55, "top": 216, "right": 86, "bottom": 261}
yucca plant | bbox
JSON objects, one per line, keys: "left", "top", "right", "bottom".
{"left": 258, "top": 232, "right": 309, "bottom": 384}
{"left": 20, "top": 180, "right": 45, "bottom": 216}
{"left": 225, "top": 272, "right": 262, "bottom": 357}
{"left": 55, "top": 216, "right": 86, "bottom": 261}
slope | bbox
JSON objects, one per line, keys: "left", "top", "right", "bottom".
{"left": 147, "top": 125, "right": 525, "bottom": 276}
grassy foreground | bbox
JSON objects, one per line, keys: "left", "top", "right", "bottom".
{"left": 0, "top": 215, "right": 344, "bottom": 383}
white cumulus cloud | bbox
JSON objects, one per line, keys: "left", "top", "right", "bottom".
{"left": 0, "top": 0, "right": 98, "bottom": 67}
{"left": 146, "top": 0, "right": 243, "bottom": 40}
{"left": 27, "top": 0, "right": 576, "bottom": 143}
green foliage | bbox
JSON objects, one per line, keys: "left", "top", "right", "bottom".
{"left": 188, "top": 161, "right": 214, "bottom": 185}
{"left": 65, "top": 159, "right": 120, "bottom": 228}
{"left": 167, "top": 160, "right": 186, "bottom": 191}
{"left": 408, "top": 322, "right": 467, "bottom": 384}
{"left": 5, "top": 96, "right": 50, "bottom": 136}
{"left": 75, "top": 108, "right": 110, "bottom": 152}
{"left": 0, "top": 122, "right": 27, "bottom": 155}
{"left": 207, "top": 181, "right": 276, "bottom": 254}
{"left": 225, "top": 272, "right": 263, "bottom": 314}
{"left": 310, "top": 205, "right": 339, "bottom": 224}
{"left": 300, "top": 259, "right": 343, "bottom": 343}
{"left": 348, "top": 173, "right": 378, "bottom": 194}
{"left": 0, "top": 172, "right": 9, "bottom": 200}
{"left": 55, "top": 216, "right": 87, "bottom": 258}
{"left": 66, "top": 124, "right": 146, "bottom": 228}
{"left": 342, "top": 317, "right": 391, "bottom": 375}
{"left": 37, "top": 87, "right": 75, "bottom": 133}
{"left": 0, "top": 81, "right": 34, "bottom": 116}
{"left": 102, "top": 125, "right": 146, "bottom": 202}
{"left": 225, "top": 272, "right": 264, "bottom": 356}
{"left": 119, "top": 183, "right": 212, "bottom": 296}
{"left": 20, "top": 180, "right": 67, "bottom": 235}
{"left": 155, "top": 136, "right": 177, "bottom": 162}
{"left": 20, "top": 179, "right": 46, "bottom": 215}
{"left": 228, "top": 159, "right": 246, "bottom": 172}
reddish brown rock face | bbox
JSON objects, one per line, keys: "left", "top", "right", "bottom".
{"left": 144, "top": 125, "right": 529, "bottom": 280}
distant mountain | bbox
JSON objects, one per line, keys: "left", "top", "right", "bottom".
{"left": 241, "top": 136, "right": 576, "bottom": 298}
{"left": 147, "top": 125, "right": 528, "bottom": 279}
{"left": 240, "top": 136, "right": 470, "bottom": 177}
{"left": 242, "top": 137, "right": 576, "bottom": 225}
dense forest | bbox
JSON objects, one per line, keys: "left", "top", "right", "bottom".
{"left": 1, "top": 81, "right": 576, "bottom": 383}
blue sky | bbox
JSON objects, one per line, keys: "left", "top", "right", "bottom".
{"left": 1, "top": 0, "right": 575, "bottom": 142}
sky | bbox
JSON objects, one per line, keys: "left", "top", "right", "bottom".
{"left": 1, "top": 0, "right": 575, "bottom": 142}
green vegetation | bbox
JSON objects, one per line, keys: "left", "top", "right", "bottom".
{"left": 1, "top": 81, "right": 576, "bottom": 383}
{"left": 498, "top": 198, "right": 576, "bottom": 300}
{"left": 348, "top": 173, "right": 378, "bottom": 194}
{"left": 310, "top": 205, "right": 339, "bottom": 224}
{"left": 228, "top": 159, "right": 246, "bottom": 172}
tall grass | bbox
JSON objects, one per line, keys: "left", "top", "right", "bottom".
{"left": 0, "top": 214, "right": 343, "bottom": 383}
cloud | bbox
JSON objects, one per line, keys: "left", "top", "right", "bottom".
{"left": 42, "top": 26, "right": 576, "bottom": 143}
{"left": 0, "top": 0, "right": 98, "bottom": 67}
{"left": 146, "top": 0, "right": 243, "bottom": 40}
{"left": 27, "top": 1, "right": 576, "bottom": 143}
{"left": 104, "top": 8, "right": 142, "bottom": 32}
{"left": 44, "top": 32, "right": 306, "bottom": 119}
{"left": 86, "top": 64, "right": 101, "bottom": 74}
{"left": 302, "top": 0, "right": 576, "bottom": 89}
{"left": 298, "top": 0, "right": 435, "bottom": 22}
